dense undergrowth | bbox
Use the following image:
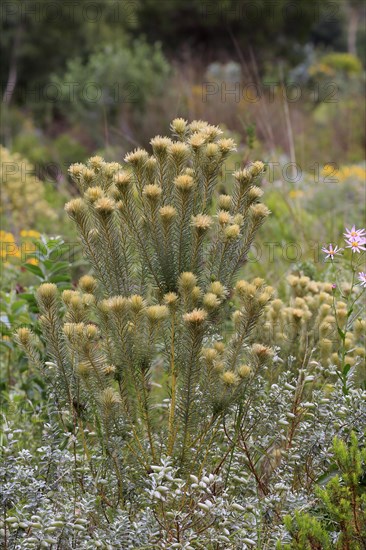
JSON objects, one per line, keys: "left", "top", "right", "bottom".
{"left": 1, "top": 120, "right": 365, "bottom": 549}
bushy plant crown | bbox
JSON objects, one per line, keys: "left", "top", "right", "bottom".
{"left": 17, "top": 120, "right": 272, "bottom": 472}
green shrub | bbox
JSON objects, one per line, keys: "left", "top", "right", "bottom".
{"left": 0, "top": 147, "right": 56, "bottom": 232}
{"left": 278, "top": 432, "right": 366, "bottom": 549}
{"left": 52, "top": 41, "right": 171, "bottom": 145}
{"left": 11, "top": 120, "right": 366, "bottom": 548}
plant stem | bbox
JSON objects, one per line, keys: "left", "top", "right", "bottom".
{"left": 167, "top": 313, "right": 177, "bottom": 455}
{"left": 141, "top": 370, "right": 156, "bottom": 463}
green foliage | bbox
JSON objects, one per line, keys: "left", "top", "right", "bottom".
{"left": 136, "top": 0, "right": 345, "bottom": 57}
{"left": 18, "top": 120, "right": 274, "bottom": 488}
{"left": 278, "top": 432, "right": 366, "bottom": 549}
{"left": 21, "top": 235, "right": 73, "bottom": 290}
{"left": 316, "top": 52, "right": 363, "bottom": 75}
{"left": 0, "top": 146, "right": 56, "bottom": 231}
{"left": 0, "top": 285, "right": 45, "bottom": 407}
{"left": 1, "top": 236, "right": 74, "bottom": 407}
{"left": 12, "top": 131, "right": 88, "bottom": 176}
{"left": 1, "top": 0, "right": 136, "bottom": 105}
{"left": 279, "top": 513, "right": 331, "bottom": 549}
{"left": 52, "top": 41, "right": 171, "bottom": 145}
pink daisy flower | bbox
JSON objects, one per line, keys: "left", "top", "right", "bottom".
{"left": 358, "top": 272, "right": 366, "bottom": 288}
{"left": 345, "top": 237, "right": 366, "bottom": 253}
{"left": 321, "top": 244, "right": 343, "bottom": 260}
{"left": 344, "top": 225, "right": 366, "bottom": 241}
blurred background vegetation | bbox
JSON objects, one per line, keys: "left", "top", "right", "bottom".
{"left": 1, "top": 0, "right": 365, "bottom": 286}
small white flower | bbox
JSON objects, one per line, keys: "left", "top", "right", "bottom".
{"left": 344, "top": 225, "right": 366, "bottom": 241}
{"left": 321, "top": 243, "right": 343, "bottom": 260}
{"left": 345, "top": 237, "right": 366, "bottom": 253}
{"left": 357, "top": 272, "right": 366, "bottom": 287}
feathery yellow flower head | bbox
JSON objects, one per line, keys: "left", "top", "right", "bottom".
{"left": 235, "top": 280, "right": 257, "bottom": 299}
{"left": 203, "top": 292, "right": 221, "bottom": 310}
{"left": 205, "top": 143, "right": 219, "bottom": 158}
{"left": 150, "top": 136, "right": 172, "bottom": 154}
{"left": 69, "top": 294, "right": 83, "bottom": 310}
{"left": 85, "top": 324, "right": 100, "bottom": 340}
{"left": 146, "top": 305, "right": 169, "bottom": 323}
{"left": 82, "top": 294, "right": 95, "bottom": 307}
{"left": 258, "top": 288, "right": 274, "bottom": 306}
{"left": 319, "top": 338, "right": 332, "bottom": 356}
{"left": 108, "top": 296, "right": 130, "bottom": 314}
{"left": 221, "top": 371, "right": 239, "bottom": 385}
{"left": 209, "top": 281, "right": 226, "bottom": 298}
{"left": 322, "top": 283, "right": 333, "bottom": 294}
{"left": 171, "top": 118, "right": 188, "bottom": 135}
{"left": 63, "top": 322, "right": 85, "bottom": 343}
{"left": 354, "top": 346, "right": 365, "bottom": 358}
{"left": 65, "top": 198, "right": 87, "bottom": 219}
{"left": 76, "top": 361, "right": 92, "bottom": 377}
{"left": 81, "top": 168, "right": 95, "bottom": 185}
{"left": 124, "top": 148, "right": 149, "bottom": 167}
{"left": 232, "top": 310, "right": 243, "bottom": 326}
{"left": 97, "top": 299, "right": 111, "bottom": 314}
{"left": 238, "top": 364, "right": 252, "bottom": 379}
{"left": 250, "top": 160, "right": 265, "bottom": 177}
{"left": 143, "top": 184, "right": 162, "bottom": 201}
{"left": 189, "top": 120, "right": 209, "bottom": 133}
{"left": 178, "top": 272, "right": 197, "bottom": 291}
{"left": 175, "top": 174, "right": 195, "bottom": 192}
{"left": 252, "top": 277, "right": 265, "bottom": 288}
{"left": 62, "top": 289, "right": 76, "bottom": 305}
{"left": 85, "top": 186, "right": 104, "bottom": 203}
{"left": 103, "top": 162, "right": 122, "bottom": 177}
{"left": 218, "top": 210, "right": 232, "bottom": 226}
{"left": 213, "top": 361, "right": 225, "bottom": 373}
{"left": 94, "top": 197, "right": 115, "bottom": 215}
{"left": 16, "top": 327, "right": 32, "bottom": 346}
{"left": 184, "top": 167, "right": 195, "bottom": 177}
{"left": 234, "top": 168, "right": 251, "bottom": 186}
{"left": 37, "top": 283, "right": 58, "bottom": 309}
{"left": 252, "top": 343, "right": 273, "bottom": 363}
{"left": 248, "top": 186, "right": 264, "bottom": 201}
{"left": 79, "top": 275, "right": 97, "bottom": 294}
{"left": 213, "top": 341, "right": 225, "bottom": 353}
{"left": 224, "top": 224, "right": 240, "bottom": 239}
{"left": 129, "top": 294, "right": 146, "bottom": 313}
{"left": 88, "top": 156, "right": 104, "bottom": 171}
{"left": 354, "top": 319, "right": 366, "bottom": 339}
{"left": 191, "top": 214, "right": 212, "bottom": 232}
{"left": 183, "top": 308, "right": 208, "bottom": 325}
{"left": 218, "top": 194, "right": 232, "bottom": 211}
{"left": 201, "top": 347, "right": 219, "bottom": 363}
{"left": 233, "top": 214, "right": 244, "bottom": 226}
{"left": 164, "top": 292, "right": 179, "bottom": 308}
{"left": 217, "top": 138, "right": 236, "bottom": 154}
{"left": 104, "top": 364, "right": 116, "bottom": 376}
{"left": 170, "top": 142, "right": 189, "bottom": 162}
{"left": 160, "top": 205, "right": 177, "bottom": 224}
{"left": 189, "top": 133, "right": 206, "bottom": 149}
{"left": 291, "top": 308, "right": 304, "bottom": 320}
{"left": 100, "top": 387, "right": 122, "bottom": 413}
{"left": 250, "top": 203, "right": 271, "bottom": 220}
{"left": 114, "top": 171, "right": 132, "bottom": 191}
{"left": 202, "top": 124, "right": 223, "bottom": 140}
{"left": 68, "top": 163, "right": 86, "bottom": 181}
